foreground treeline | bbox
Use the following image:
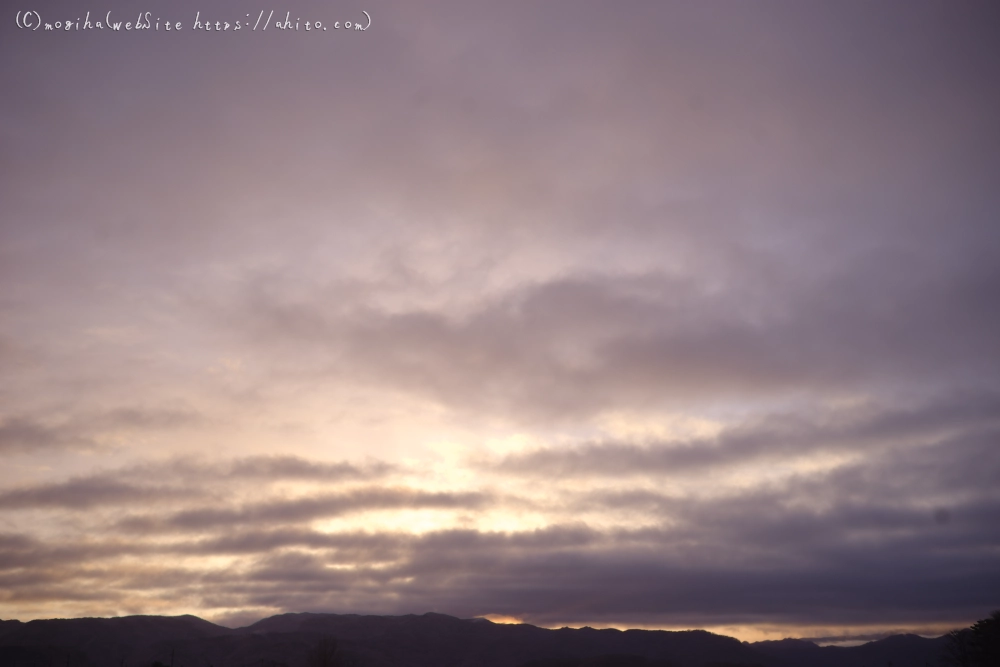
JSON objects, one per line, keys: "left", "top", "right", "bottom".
{"left": 944, "top": 611, "right": 1000, "bottom": 667}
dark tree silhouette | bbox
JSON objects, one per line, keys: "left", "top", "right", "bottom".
{"left": 945, "top": 628, "right": 976, "bottom": 667}
{"left": 969, "top": 610, "right": 1000, "bottom": 666}
{"left": 944, "top": 611, "right": 1000, "bottom": 667}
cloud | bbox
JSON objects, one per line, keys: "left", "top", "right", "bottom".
{"left": 0, "top": 476, "right": 190, "bottom": 510}
{"left": 0, "top": 407, "right": 204, "bottom": 455}
{"left": 221, "top": 263, "right": 1000, "bottom": 424}
{"left": 115, "top": 488, "right": 494, "bottom": 533}
{"left": 0, "top": 456, "right": 397, "bottom": 510}
{"left": 0, "top": 416, "right": 92, "bottom": 453}
{"left": 0, "top": 434, "right": 995, "bottom": 629}
{"left": 491, "top": 391, "right": 1000, "bottom": 478}
{"left": 224, "top": 456, "right": 396, "bottom": 481}
{"left": 89, "top": 407, "right": 205, "bottom": 431}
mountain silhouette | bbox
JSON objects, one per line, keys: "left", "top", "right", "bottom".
{"left": 0, "top": 612, "right": 949, "bottom": 667}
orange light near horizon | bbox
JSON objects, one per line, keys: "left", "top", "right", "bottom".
{"left": 477, "top": 614, "right": 526, "bottom": 625}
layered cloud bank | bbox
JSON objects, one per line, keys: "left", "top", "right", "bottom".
{"left": 2, "top": 0, "right": 998, "bottom": 643}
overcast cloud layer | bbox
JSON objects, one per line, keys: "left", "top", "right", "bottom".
{"left": 2, "top": 0, "right": 999, "bottom": 643}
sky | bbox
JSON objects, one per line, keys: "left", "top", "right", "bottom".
{"left": 1, "top": 0, "right": 999, "bottom": 645}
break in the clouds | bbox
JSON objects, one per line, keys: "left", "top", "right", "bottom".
{"left": 1, "top": 0, "right": 998, "bottom": 644}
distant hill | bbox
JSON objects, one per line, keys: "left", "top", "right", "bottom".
{"left": 752, "top": 633, "right": 948, "bottom": 667}
{"left": 0, "top": 612, "right": 948, "bottom": 667}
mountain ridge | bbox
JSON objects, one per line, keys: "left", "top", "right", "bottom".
{"left": 0, "top": 612, "right": 949, "bottom": 667}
